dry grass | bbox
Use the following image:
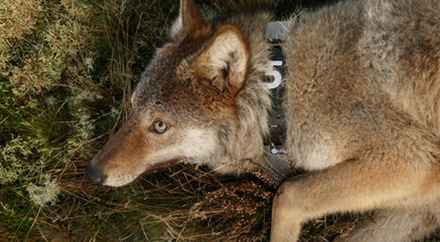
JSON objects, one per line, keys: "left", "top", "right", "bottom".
{"left": 1, "top": 0, "right": 439, "bottom": 241}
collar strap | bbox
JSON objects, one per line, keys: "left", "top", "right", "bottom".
{"left": 264, "top": 21, "right": 288, "bottom": 153}
{"left": 261, "top": 21, "right": 290, "bottom": 181}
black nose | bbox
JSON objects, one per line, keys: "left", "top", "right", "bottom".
{"left": 86, "top": 164, "right": 106, "bottom": 184}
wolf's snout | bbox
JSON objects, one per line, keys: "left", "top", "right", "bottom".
{"left": 86, "top": 164, "right": 106, "bottom": 184}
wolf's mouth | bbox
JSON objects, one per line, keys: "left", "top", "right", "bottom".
{"left": 144, "top": 159, "right": 180, "bottom": 174}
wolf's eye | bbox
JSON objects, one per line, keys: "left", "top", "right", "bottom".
{"left": 153, "top": 120, "right": 168, "bottom": 134}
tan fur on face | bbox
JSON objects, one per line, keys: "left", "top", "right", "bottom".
{"left": 91, "top": 114, "right": 223, "bottom": 187}
{"left": 91, "top": 117, "right": 152, "bottom": 187}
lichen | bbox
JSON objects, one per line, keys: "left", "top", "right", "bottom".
{"left": 26, "top": 174, "right": 60, "bottom": 206}
{"left": 0, "top": 136, "right": 33, "bottom": 185}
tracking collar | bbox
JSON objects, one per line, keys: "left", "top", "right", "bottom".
{"left": 262, "top": 21, "right": 290, "bottom": 180}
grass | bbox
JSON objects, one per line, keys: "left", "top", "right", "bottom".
{"left": 1, "top": 0, "right": 439, "bottom": 241}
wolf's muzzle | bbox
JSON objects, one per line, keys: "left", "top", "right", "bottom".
{"left": 86, "top": 164, "right": 106, "bottom": 184}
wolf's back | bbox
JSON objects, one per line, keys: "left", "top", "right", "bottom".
{"left": 283, "top": 0, "right": 440, "bottom": 169}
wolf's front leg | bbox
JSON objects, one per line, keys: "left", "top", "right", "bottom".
{"left": 269, "top": 158, "right": 437, "bottom": 242}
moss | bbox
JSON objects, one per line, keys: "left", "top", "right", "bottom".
{"left": 0, "top": 0, "right": 41, "bottom": 73}
{"left": 0, "top": 187, "right": 36, "bottom": 240}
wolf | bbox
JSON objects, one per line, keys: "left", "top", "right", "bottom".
{"left": 86, "top": 0, "right": 440, "bottom": 241}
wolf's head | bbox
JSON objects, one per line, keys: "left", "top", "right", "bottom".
{"left": 86, "top": 0, "right": 272, "bottom": 187}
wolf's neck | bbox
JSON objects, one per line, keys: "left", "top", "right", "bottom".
{"left": 211, "top": 12, "right": 276, "bottom": 175}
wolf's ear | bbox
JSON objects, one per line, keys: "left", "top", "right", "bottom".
{"left": 193, "top": 25, "right": 249, "bottom": 91}
{"left": 170, "top": 0, "right": 209, "bottom": 40}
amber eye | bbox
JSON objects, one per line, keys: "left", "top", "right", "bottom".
{"left": 153, "top": 120, "right": 168, "bottom": 134}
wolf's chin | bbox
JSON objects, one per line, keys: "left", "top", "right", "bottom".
{"left": 103, "top": 159, "right": 181, "bottom": 187}
{"left": 103, "top": 175, "right": 138, "bottom": 187}
{"left": 142, "top": 159, "right": 180, "bottom": 174}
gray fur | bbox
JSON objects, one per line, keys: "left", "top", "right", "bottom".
{"left": 272, "top": 0, "right": 440, "bottom": 240}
